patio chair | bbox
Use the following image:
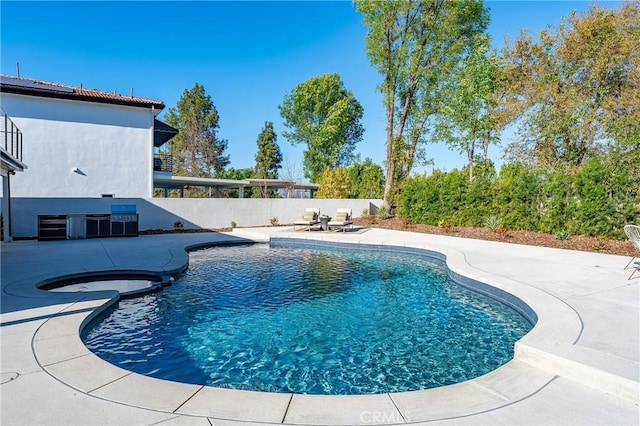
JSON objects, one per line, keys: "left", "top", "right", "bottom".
{"left": 327, "top": 208, "right": 353, "bottom": 232}
{"left": 623, "top": 225, "right": 640, "bottom": 279}
{"left": 293, "top": 208, "right": 320, "bottom": 231}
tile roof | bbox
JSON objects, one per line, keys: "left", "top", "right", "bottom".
{"left": 0, "top": 75, "right": 165, "bottom": 110}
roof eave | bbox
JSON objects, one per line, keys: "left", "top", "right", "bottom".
{"left": 0, "top": 84, "right": 165, "bottom": 110}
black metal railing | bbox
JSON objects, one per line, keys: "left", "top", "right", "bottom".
{"left": 153, "top": 153, "right": 173, "bottom": 172}
{"left": 1, "top": 108, "right": 23, "bottom": 162}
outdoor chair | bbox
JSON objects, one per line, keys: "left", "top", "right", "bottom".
{"left": 623, "top": 224, "right": 640, "bottom": 279}
{"left": 327, "top": 208, "right": 353, "bottom": 232}
{"left": 293, "top": 208, "right": 320, "bottom": 231}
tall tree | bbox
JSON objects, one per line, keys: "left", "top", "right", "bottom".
{"left": 279, "top": 73, "right": 364, "bottom": 182}
{"left": 164, "top": 83, "right": 229, "bottom": 177}
{"left": 435, "top": 35, "right": 499, "bottom": 182}
{"left": 254, "top": 121, "right": 282, "bottom": 179}
{"left": 500, "top": 2, "right": 640, "bottom": 167}
{"left": 254, "top": 121, "right": 283, "bottom": 198}
{"left": 356, "top": 0, "right": 489, "bottom": 207}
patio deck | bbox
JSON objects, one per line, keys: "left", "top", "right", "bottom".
{"left": 1, "top": 227, "right": 638, "bottom": 425}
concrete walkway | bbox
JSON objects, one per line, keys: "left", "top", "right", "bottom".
{"left": 1, "top": 228, "right": 638, "bottom": 425}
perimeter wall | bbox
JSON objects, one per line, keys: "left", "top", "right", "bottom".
{"left": 11, "top": 197, "right": 382, "bottom": 239}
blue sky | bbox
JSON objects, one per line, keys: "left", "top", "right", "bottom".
{"left": 0, "top": 1, "right": 618, "bottom": 180}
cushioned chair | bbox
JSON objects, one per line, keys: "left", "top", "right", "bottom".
{"left": 328, "top": 208, "right": 353, "bottom": 232}
{"left": 623, "top": 224, "right": 640, "bottom": 279}
{"left": 293, "top": 208, "right": 320, "bottom": 231}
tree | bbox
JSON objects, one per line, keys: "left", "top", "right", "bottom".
{"left": 253, "top": 121, "right": 283, "bottom": 198}
{"left": 356, "top": 0, "right": 489, "bottom": 207}
{"left": 435, "top": 35, "right": 499, "bottom": 183}
{"left": 254, "top": 121, "right": 282, "bottom": 179}
{"left": 279, "top": 73, "right": 364, "bottom": 182}
{"left": 315, "top": 158, "right": 385, "bottom": 199}
{"left": 315, "top": 167, "right": 353, "bottom": 199}
{"left": 348, "top": 158, "right": 385, "bottom": 199}
{"left": 500, "top": 2, "right": 640, "bottom": 167}
{"left": 164, "top": 83, "right": 229, "bottom": 178}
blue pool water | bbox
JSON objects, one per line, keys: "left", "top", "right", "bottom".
{"left": 82, "top": 243, "right": 532, "bottom": 395}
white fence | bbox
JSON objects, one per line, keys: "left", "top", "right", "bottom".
{"left": 11, "top": 197, "right": 383, "bottom": 239}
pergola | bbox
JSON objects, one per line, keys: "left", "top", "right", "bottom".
{"left": 153, "top": 175, "right": 319, "bottom": 198}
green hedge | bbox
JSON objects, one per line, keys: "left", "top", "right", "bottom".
{"left": 398, "top": 157, "right": 639, "bottom": 239}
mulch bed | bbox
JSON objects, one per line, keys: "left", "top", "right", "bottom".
{"left": 139, "top": 219, "right": 636, "bottom": 257}
{"left": 353, "top": 217, "right": 637, "bottom": 257}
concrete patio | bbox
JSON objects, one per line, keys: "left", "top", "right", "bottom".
{"left": 1, "top": 227, "right": 638, "bottom": 425}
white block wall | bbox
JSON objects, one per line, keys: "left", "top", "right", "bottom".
{"left": 0, "top": 93, "right": 155, "bottom": 198}
{"left": 11, "top": 197, "right": 383, "bottom": 238}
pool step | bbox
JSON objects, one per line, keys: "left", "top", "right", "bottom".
{"left": 516, "top": 342, "right": 640, "bottom": 403}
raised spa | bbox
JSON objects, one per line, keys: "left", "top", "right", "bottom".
{"left": 82, "top": 241, "right": 533, "bottom": 395}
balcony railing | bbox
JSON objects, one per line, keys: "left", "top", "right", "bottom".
{"left": 153, "top": 153, "right": 173, "bottom": 173}
{"left": 1, "top": 108, "right": 23, "bottom": 162}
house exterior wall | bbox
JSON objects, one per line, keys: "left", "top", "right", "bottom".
{"left": 0, "top": 93, "right": 155, "bottom": 198}
{"left": 11, "top": 197, "right": 382, "bottom": 238}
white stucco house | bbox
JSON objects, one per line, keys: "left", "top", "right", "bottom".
{"left": 0, "top": 107, "right": 28, "bottom": 241}
{"left": 0, "top": 75, "right": 176, "bottom": 198}
{"left": 0, "top": 75, "right": 375, "bottom": 239}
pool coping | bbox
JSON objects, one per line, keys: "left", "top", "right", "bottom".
{"left": 23, "top": 229, "right": 638, "bottom": 425}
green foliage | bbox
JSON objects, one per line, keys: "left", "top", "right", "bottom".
{"left": 494, "top": 163, "right": 541, "bottom": 230}
{"left": 348, "top": 158, "right": 385, "bottom": 199}
{"left": 315, "top": 167, "right": 353, "bottom": 199}
{"left": 555, "top": 229, "right": 570, "bottom": 240}
{"left": 279, "top": 73, "right": 364, "bottom": 182}
{"left": 376, "top": 204, "right": 390, "bottom": 220}
{"left": 436, "top": 35, "right": 500, "bottom": 183}
{"left": 573, "top": 158, "right": 616, "bottom": 236}
{"left": 356, "top": 0, "right": 490, "bottom": 206}
{"left": 218, "top": 167, "right": 254, "bottom": 198}
{"left": 230, "top": 221, "right": 237, "bottom": 229}
{"left": 253, "top": 121, "right": 283, "bottom": 198}
{"left": 164, "top": 83, "right": 229, "bottom": 178}
{"left": 398, "top": 156, "right": 638, "bottom": 239}
{"left": 254, "top": 121, "right": 282, "bottom": 180}
{"left": 536, "top": 168, "right": 576, "bottom": 234}
{"left": 463, "top": 163, "right": 495, "bottom": 226}
{"left": 220, "top": 167, "right": 254, "bottom": 181}
{"left": 483, "top": 215, "right": 501, "bottom": 231}
{"left": 314, "top": 158, "right": 385, "bottom": 200}
{"left": 500, "top": 2, "right": 640, "bottom": 167}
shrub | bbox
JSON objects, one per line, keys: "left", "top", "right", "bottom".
{"left": 483, "top": 215, "right": 501, "bottom": 231}
{"left": 377, "top": 204, "right": 390, "bottom": 220}
{"left": 494, "top": 163, "right": 541, "bottom": 230}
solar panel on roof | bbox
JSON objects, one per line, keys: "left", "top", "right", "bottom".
{"left": 0, "top": 76, "right": 74, "bottom": 93}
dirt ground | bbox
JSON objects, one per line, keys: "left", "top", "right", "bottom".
{"left": 352, "top": 217, "right": 637, "bottom": 258}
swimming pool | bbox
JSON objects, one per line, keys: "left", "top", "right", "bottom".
{"left": 82, "top": 241, "right": 533, "bottom": 395}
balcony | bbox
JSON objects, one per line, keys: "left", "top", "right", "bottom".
{"left": 1, "top": 107, "right": 26, "bottom": 173}
{"left": 153, "top": 153, "right": 173, "bottom": 173}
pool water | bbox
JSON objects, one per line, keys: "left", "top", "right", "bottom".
{"left": 82, "top": 243, "right": 532, "bottom": 395}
